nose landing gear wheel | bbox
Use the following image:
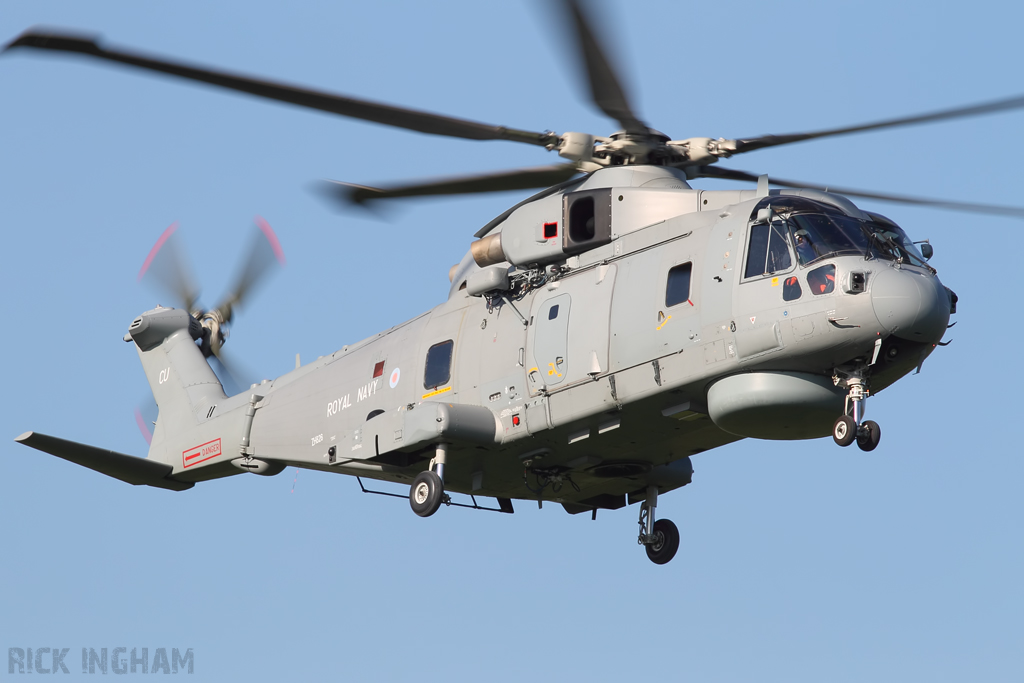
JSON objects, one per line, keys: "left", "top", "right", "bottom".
{"left": 645, "top": 519, "right": 680, "bottom": 565}
{"left": 409, "top": 470, "right": 444, "bottom": 517}
{"left": 857, "top": 420, "right": 881, "bottom": 451}
{"left": 833, "top": 415, "right": 857, "bottom": 447}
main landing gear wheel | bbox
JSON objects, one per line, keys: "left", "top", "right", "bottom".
{"left": 409, "top": 470, "right": 444, "bottom": 517}
{"left": 857, "top": 420, "right": 881, "bottom": 452}
{"left": 645, "top": 519, "right": 680, "bottom": 565}
{"left": 833, "top": 415, "right": 857, "bottom": 447}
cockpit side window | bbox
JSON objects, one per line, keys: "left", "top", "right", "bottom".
{"left": 745, "top": 224, "right": 769, "bottom": 279}
{"left": 744, "top": 220, "right": 792, "bottom": 279}
{"left": 423, "top": 340, "right": 453, "bottom": 389}
{"left": 783, "top": 276, "right": 802, "bottom": 301}
{"left": 866, "top": 222, "right": 931, "bottom": 268}
{"left": 807, "top": 264, "right": 836, "bottom": 295}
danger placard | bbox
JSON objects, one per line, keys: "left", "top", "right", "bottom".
{"left": 182, "top": 438, "right": 222, "bottom": 468}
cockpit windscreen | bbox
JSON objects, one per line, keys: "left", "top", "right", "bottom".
{"left": 750, "top": 197, "right": 932, "bottom": 270}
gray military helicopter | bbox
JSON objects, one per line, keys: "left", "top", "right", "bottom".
{"left": 9, "top": 1, "right": 1022, "bottom": 564}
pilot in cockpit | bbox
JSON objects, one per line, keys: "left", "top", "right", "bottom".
{"left": 793, "top": 229, "right": 817, "bottom": 265}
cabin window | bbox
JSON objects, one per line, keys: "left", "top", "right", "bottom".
{"left": 548, "top": 304, "right": 560, "bottom": 320}
{"left": 744, "top": 220, "right": 793, "bottom": 279}
{"left": 807, "top": 264, "right": 836, "bottom": 295}
{"left": 423, "top": 340, "right": 454, "bottom": 389}
{"left": 665, "top": 262, "right": 693, "bottom": 307}
{"left": 366, "top": 409, "right": 385, "bottom": 421}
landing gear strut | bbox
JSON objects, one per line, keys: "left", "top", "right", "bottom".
{"left": 638, "top": 486, "right": 679, "bottom": 565}
{"left": 832, "top": 370, "right": 882, "bottom": 452}
{"left": 409, "top": 443, "right": 448, "bottom": 517}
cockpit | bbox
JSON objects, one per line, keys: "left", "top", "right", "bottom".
{"left": 745, "top": 197, "right": 931, "bottom": 280}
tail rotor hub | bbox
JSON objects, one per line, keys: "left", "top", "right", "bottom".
{"left": 197, "top": 309, "right": 228, "bottom": 358}
{"left": 136, "top": 217, "right": 286, "bottom": 388}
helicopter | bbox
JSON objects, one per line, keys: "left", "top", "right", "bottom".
{"left": 7, "top": 1, "right": 1022, "bottom": 565}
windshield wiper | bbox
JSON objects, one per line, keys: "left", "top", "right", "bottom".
{"left": 864, "top": 225, "right": 908, "bottom": 262}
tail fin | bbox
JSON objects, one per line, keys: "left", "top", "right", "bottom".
{"left": 127, "top": 307, "right": 226, "bottom": 461}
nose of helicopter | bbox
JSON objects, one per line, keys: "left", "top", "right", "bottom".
{"left": 870, "top": 267, "right": 951, "bottom": 343}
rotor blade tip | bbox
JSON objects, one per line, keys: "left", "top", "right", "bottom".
{"left": 4, "top": 28, "right": 102, "bottom": 54}
{"left": 254, "top": 216, "right": 285, "bottom": 265}
{"left": 137, "top": 221, "right": 180, "bottom": 282}
{"left": 134, "top": 406, "right": 153, "bottom": 445}
{"left": 4, "top": 28, "right": 47, "bottom": 52}
{"left": 317, "top": 180, "right": 388, "bottom": 211}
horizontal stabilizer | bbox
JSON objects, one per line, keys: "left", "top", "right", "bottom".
{"left": 14, "top": 431, "right": 193, "bottom": 491}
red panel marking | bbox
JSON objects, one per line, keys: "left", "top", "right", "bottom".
{"left": 137, "top": 221, "right": 179, "bottom": 282}
{"left": 182, "top": 438, "right": 222, "bottom": 468}
{"left": 543, "top": 222, "right": 557, "bottom": 239}
{"left": 512, "top": 415, "right": 521, "bottom": 427}
{"left": 254, "top": 216, "right": 287, "bottom": 265}
{"left": 373, "top": 361, "right": 385, "bottom": 378}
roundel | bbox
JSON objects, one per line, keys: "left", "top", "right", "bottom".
{"left": 389, "top": 367, "right": 401, "bottom": 389}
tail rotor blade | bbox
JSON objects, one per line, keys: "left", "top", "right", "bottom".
{"left": 133, "top": 403, "right": 155, "bottom": 446}
{"left": 210, "top": 347, "right": 251, "bottom": 397}
{"left": 137, "top": 222, "right": 200, "bottom": 312}
{"left": 214, "top": 216, "right": 285, "bottom": 323}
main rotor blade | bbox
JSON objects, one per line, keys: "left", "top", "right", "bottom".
{"left": 137, "top": 221, "right": 200, "bottom": 311}
{"left": 560, "top": 0, "right": 647, "bottom": 136}
{"left": 4, "top": 30, "right": 556, "bottom": 147}
{"left": 214, "top": 216, "right": 285, "bottom": 323}
{"left": 731, "top": 93, "right": 1024, "bottom": 155}
{"left": 320, "top": 163, "right": 581, "bottom": 206}
{"left": 698, "top": 166, "right": 1024, "bottom": 219}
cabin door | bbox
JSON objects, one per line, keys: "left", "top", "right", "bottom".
{"left": 527, "top": 264, "right": 617, "bottom": 394}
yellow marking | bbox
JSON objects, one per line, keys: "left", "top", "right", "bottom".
{"left": 656, "top": 314, "right": 673, "bottom": 331}
{"left": 771, "top": 277, "right": 779, "bottom": 287}
{"left": 421, "top": 386, "right": 452, "bottom": 399}
{"left": 546, "top": 362, "right": 562, "bottom": 378}
{"left": 529, "top": 367, "right": 538, "bottom": 373}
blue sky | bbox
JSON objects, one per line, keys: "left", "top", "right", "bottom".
{"left": 2, "top": 1, "right": 1022, "bottom": 680}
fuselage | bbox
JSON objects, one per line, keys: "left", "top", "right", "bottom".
{"left": 142, "top": 166, "right": 952, "bottom": 512}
